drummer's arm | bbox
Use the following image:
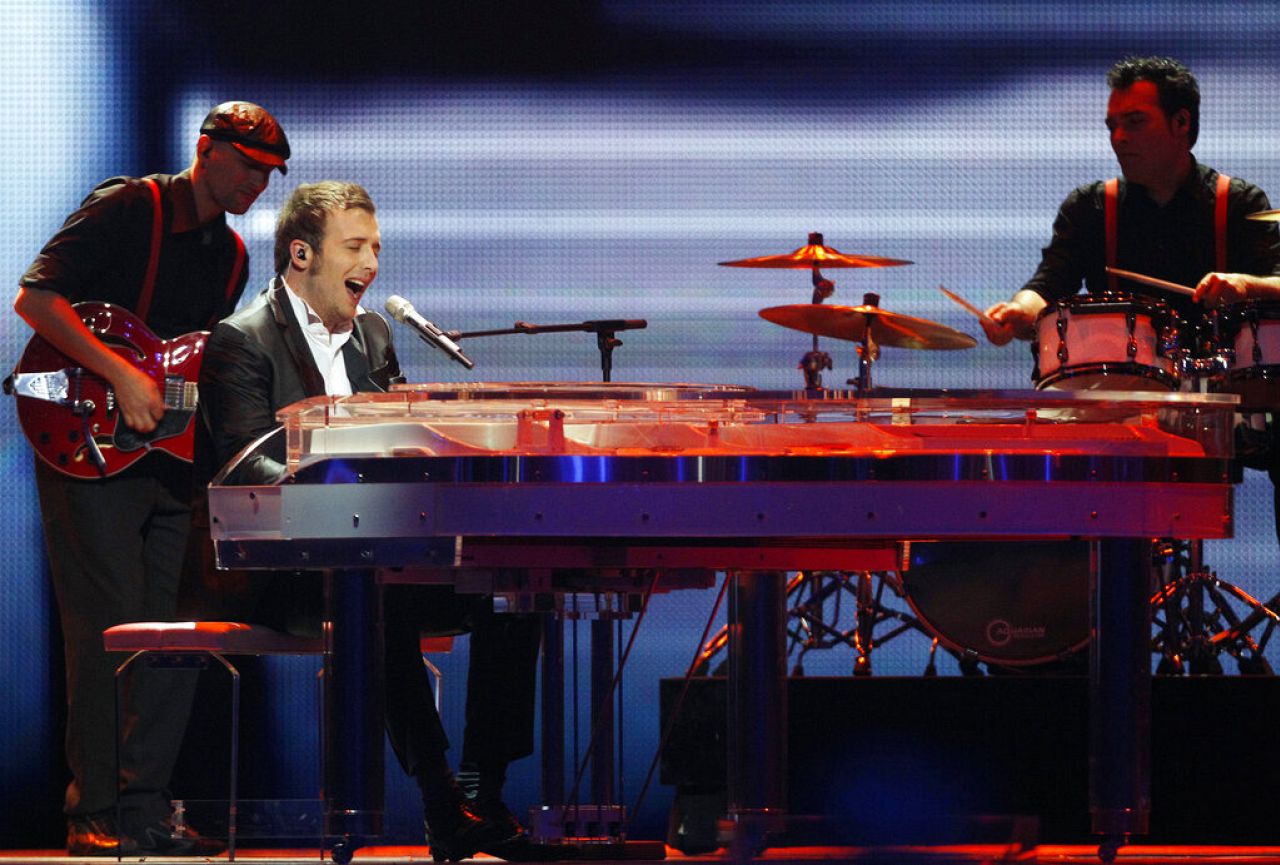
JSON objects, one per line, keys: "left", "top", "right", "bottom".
{"left": 1193, "top": 273, "right": 1280, "bottom": 307}
{"left": 982, "top": 290, "right": 1046, "bottom": 345}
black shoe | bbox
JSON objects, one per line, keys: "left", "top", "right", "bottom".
{"left": 426, "top": 799, "right": 515, "bottom": 862}
{"left": 470, "top": 798, "right": 527, "bottom": 845}
{"left": 67, "top": 812, "right": 120, "bottom": 856}
{"left": 120, "top": 821, "right": 227, "bottom": 857}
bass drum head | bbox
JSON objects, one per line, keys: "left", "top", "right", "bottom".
{"left": 902, "top": 541, "right": 1091, "bottom": 667}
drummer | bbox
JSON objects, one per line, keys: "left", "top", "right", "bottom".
{"left": 981, "top": 56, "right": 1280, "bottom": 344}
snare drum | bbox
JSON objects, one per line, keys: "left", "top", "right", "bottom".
{"left": 1032, "top": 293, "right": 1181, "bottom": 391}
{"left": 1220, "top": 303, "right": 1280, "bottom": 410}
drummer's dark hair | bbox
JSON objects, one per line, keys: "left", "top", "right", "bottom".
{"left": 274, "top": 181, "right": 376, "bottom": 275}
{"left": 1107, "top": 56, "right": 1200, "bottom": 147}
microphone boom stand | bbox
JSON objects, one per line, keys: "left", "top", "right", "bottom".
{"left": 449, "top": 319, "right": 647, "bottom": 383}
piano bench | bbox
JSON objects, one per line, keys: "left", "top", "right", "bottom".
{"left": 104, "top": 622, "right": 324, "bottom": 860}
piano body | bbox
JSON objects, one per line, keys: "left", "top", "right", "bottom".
{"left": 208, "top": 383, "right": 1238, "bottom": 859}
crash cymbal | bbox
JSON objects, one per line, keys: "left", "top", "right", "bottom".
{"left": 719, "top": 232, "right": 912, "bottom": 269}
{"left": 760, "top": 303, "right": 977, "bottom": 350}
{"left": 1247, "top": 209, "right": 1280, "bottom": 222}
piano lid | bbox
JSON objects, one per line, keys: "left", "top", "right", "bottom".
{"left": 247, "top": 383, "right": 1239, "bottom": 477}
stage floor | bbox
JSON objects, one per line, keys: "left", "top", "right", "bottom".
{"left": 3, "top": 845, "right": 1280, "bottom": 864}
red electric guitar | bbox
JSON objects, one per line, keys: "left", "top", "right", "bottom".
{"left": 5, "top": 302, "right": 207, "bottom": 478}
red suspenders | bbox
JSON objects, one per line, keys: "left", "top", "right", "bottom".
{"left": 132, "top": 177, "right": 246, "bottom": 327}
{"left": 1104, "top": 172, "right": 1231, "bottom": 293}
{"left": 1105, "top": 178, "right": 1120, "bottom": 293}
{"left": 1215, "top": 172, "right": 1231, "bottom": 272}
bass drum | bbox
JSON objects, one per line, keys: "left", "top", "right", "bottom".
{"left": 902, "top": 540, "right": 1091, "bottom": 667}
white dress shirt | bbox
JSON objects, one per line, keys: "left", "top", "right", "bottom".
{"left": 282, "top": 276, "right": 363, "bottom": 397}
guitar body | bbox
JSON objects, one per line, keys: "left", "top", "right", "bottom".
{"left": 11, "top": 302, "right": 207, "bottom": 479}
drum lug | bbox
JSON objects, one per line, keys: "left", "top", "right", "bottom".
{"left": 1055, "top": 306, "right": 1069, "bottom": 365}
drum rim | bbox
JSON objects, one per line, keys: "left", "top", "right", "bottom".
{"left": 1035, "top": 361, "right": 1178, "bottom": 391}
{"left": 1039, "top": 292, "right": 1176, "bottom": 318}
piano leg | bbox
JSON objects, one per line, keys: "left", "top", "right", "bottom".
{"left": 726, "top": 570, "right": 788, "bottom": 856}
{"left": 591, "top": 619, "right": 616, "bottom": 806}
{"left": 323, "top": 569, "right": 385, "bottom": 860}
{"left": 1090, "top": 539, "right": 1152, "bottom": 863}
{"left": 540, "top": 616, "right": 566, "bottom": 806}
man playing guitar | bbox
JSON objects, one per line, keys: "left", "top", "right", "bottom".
{"left": 12, "top": 101, "right": 289, "bottom": 856}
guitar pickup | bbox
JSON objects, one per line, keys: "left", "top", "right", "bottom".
{"left": 5, "top": 370, "right": 73, "bottom": 404}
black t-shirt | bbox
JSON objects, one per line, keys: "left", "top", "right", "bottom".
{"left": 20, "top": 172, "right": 248, "bottom": 339}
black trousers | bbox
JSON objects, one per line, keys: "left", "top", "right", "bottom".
{"left": 382, "top": 584, "right": 541, "bottom": 779}
{"left": 35, "top": 456, "right": 197, "bottom": 829}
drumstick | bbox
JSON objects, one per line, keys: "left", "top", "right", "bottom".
{"left": 938, "top": 285, "right": 996, "bottom": 327}
{"left": 1104, "top": 266, "right": 1196, "bottom": 297}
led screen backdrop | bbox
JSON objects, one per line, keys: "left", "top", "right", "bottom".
{"left": 4, "top": 0, "right": 1280, "bottom": 844}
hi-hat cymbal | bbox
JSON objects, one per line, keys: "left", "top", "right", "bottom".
{"left": 720, "top": 232, "right": 912, "bottom": 269}
{"left": 1247, "top": 209, "right": 1280, "bottom": 222}
{"left": 760, "top": 303, "right": 977, "bottom": 350}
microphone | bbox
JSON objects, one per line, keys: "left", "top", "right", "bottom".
{"left": 384, "top": 295, "right": 475, "bottom": 369}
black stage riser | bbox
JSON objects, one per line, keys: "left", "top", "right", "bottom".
{"left": 659, "top": 676, "right": 1280, "bottom": 846}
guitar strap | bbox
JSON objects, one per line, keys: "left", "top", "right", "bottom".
{"left": 1104, "top": 172, "right": 1231, "bottom": 293}
{"left": 132, "top": 177, "right": 246, "bottom": 327}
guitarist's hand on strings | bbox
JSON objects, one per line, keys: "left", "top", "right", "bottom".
{"left": 109, "top": 363, "right": 165, "bottom": 434}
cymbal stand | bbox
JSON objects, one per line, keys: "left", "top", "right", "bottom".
{"left": 1149, "top": 539, "right": 1277, "bottom": 675}
{"left": 798, "top": 262, "right": 834, "bottom": 389}
{"left": 851, "top": 293, "right": 881, "bottom": 394}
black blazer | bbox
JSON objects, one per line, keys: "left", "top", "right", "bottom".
{"left": 197, "top": 277, "right": 403, "bottom": 486}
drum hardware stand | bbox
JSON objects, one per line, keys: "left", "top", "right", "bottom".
{"left": 1150, "top": 350, "right": 1280, "bottom": 674}
{"left": 1149, "top": 539, "right": 1277, "bottom": 675}
{"left": 799, "top": 255, "right": 836, "bottom": 389}
{"left": 848, "top": 293, "right": 881, "bottom": 394}
{"left": 691, "top": 570, "right": 938, "bottom": 677}
{"left": 450, "top": 318, "right": 648, "bottom": 383}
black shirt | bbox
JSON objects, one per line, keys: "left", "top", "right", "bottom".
{"left": 1022, "top": 162, "right": 1280, "bottom": 326}
{"left": 20, "top": 172, "right": 248, "bottom": 339}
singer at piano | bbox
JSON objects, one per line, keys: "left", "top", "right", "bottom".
{"left": 12, "top": 100, "right": 289, "bottom": 856}
{"left": 188, "top": 181, "right": 540, "bottom": 862}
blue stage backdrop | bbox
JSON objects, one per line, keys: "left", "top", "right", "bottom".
{"left": 4, "top": 0, "right": 1280, "bottom": 846}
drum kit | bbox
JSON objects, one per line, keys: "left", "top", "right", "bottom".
{"left": 708, "top": 231, "right": 1280, "bottom": 675}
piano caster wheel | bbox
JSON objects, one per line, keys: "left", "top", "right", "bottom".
{"left": 331, "top": 838, "right": 356, "bottom": 865}
{"left": 1097, "top": 834, "right": 1125, "bottom": 863}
